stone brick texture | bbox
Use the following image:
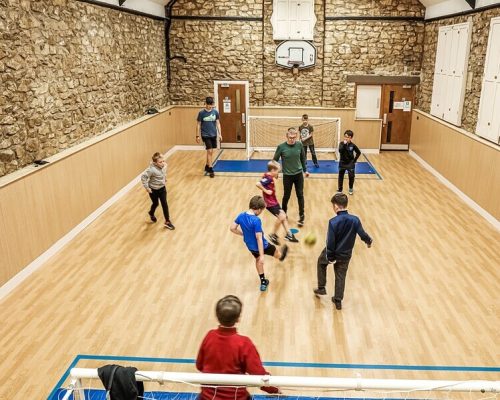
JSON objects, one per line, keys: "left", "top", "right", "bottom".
{"left": 417, "top": 8, "right": 500, "bottom": 133}
{"left": 0, "top": 0, "right": 167, "bottom": 176}
{"left": 170, "top": 0, "right": 425, "bottom": 107}
{"left": 1, "top": 0, "right": 498, "bottom": 177}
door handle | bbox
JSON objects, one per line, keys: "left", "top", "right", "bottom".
{"left": 383, "top": 113, "right": 387, "bottom": 126}
{"left": 242, "top": 113, "right": 246, "bottom": 124}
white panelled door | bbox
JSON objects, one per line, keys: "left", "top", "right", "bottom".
{"left": 430, "top": 21, "right": 472, "bottom": 126}
{"left": 476, "top": 17, "right": 500, "bottom": 144}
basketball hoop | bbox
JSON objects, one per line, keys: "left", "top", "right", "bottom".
{"left": 288, "top": 61, "right": 303, "bottom": 76}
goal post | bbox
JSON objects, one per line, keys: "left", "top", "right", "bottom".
{"left": 247, "top": 116, "right": 341, "bottom": 160}
{"left": 61, "top": 367, "right": 500, "bottom": 400}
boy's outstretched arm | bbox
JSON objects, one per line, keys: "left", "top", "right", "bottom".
{"left": 230, "top": 222, "right": 243, "bottom": 236}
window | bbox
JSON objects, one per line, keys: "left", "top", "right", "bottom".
{"left": 356, "top": 85, "right": 382, "bottom": 119}
{"left": 271, "top": 0, "right": 316, "bottom": 40}
{"left": 430, "top": 21, "right": 472, "bottom": 126}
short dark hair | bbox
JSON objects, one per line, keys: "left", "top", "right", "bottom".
{"left": 302, "top": 114, "right": 308, "bottom": 119}
{"left": 215, "top": 295, "right": 242, "bottom": 326}
{"left": 344, "top": 130, "right": 354, "bottom": 138}
{"left": 249, "top": 195, "right": 266, "bottom": 210}
{"left": 205, "top": 96, "right": 214, "bottom": 105}
{"left": 287, "top": 127, "right": 297, "bottom": 137}
{"left": 152, "top": 152, "right": 163, "bottom": 162}
{"left": 331, "top": 192, "right": 348, "bottom": 208}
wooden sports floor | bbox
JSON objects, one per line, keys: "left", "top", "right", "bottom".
{"left": 0, "top": 151, "right": 498, "bottom": 399}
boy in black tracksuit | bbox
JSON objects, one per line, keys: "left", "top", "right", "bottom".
{"left": 313, "top": 193, "right": 372, "bottom": 310}
{"left": 338, "top": 130, "right": 361, "bottom": 195}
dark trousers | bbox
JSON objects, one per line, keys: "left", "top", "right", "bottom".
{"left": 303, "top": 144, "right": 318, "bottom": 166}
{"left": 316, "top": 247, "right": 351, "bottom": 302}
{"left": 282, "top": 172, "right": 304, "bottom": 219}
{"left": 338, "top": 165, "right": 355, "bottom": 191}
{"left": 149, "top": 186, "right": 170, "bottom": 221}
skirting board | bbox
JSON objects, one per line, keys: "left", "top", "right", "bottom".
{"left": 0, "top": 145, "right": 195, "bottom": 301}
{"left": 0, "top": 146, "right": 414, "bottom": 300}
{"left": 409, "top": 150, "right": 499, "bottom": 231}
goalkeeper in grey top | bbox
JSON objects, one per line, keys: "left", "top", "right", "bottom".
{"left": 299, "top": 114, "right": 319, "bottom": 168}
{"left": 273, "top": 127, "right": 309, "bottom": 227}
{"left": 141, "top": 152, "right": 175, "bottom": 230}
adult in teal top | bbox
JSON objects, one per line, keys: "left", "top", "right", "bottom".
{"left": 273, "top": 128, "right": 309, "bottom": 227}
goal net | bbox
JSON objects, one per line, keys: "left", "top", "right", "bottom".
{"left": 247, "top": 116, "right": 341, "bottom": 160}
{"left": 57, "top": 368, "right": 500, "bottom": 400}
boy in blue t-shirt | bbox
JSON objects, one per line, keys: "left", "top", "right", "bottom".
{"left": 230, "top": 195, "right": 289, "bottom": 291}
{"left": 196, "top": 96, "right": 222, "bottom": 178}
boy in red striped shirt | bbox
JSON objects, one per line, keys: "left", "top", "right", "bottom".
{"left": 196, "top": 295, "right": 280, "bottom": 400}
{"left": 256, "top": 160, "right": 298, "bottom": 245}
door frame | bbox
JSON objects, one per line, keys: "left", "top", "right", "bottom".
{"left": 379, "top": 84, "right": 415, "bottom": 151}
{"left": 214, "top": 80, "right": 250, "bottom": 149}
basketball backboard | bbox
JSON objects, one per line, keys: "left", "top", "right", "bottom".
{"left": 275, "top": 40, "right": 316, "bottom": 69}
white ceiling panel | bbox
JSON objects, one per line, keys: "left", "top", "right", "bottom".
{"left": 110, "top": 0, "right": 494, "bottom": 21}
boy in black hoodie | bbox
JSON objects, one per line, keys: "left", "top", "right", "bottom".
{"left": 338, "top": 130, "right": 361, "bottom": 195}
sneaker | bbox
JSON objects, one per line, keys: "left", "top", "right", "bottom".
{"left": 148, "top": 212, "right": 157, "bottom": 223}
{"left": 314, "top": 163, "right": 320, "bottom": 168}
{"left": 209, "top": 167, "right": 215, "bottom": 178}
{"left": 204, "top": 164, "right": 209, "bottom": 172}
{"left": 260, "top": 279, "right": 269, "bottom": 292}
{"left": 284, "top": 233, "right": 299, "bottom": 243}
{"left": 332, "top": 298, "right": 342, "bottom": 310}
{"left": 348, "top": 188, "right": 353, "bottom": 195}
{"left": 313, "top": 287, "right": 327, "bottom": 296}
{"left": 164, "top": 221, "right": 175, "bottom": 230}
{"left": 268, "top": 233, "right": 280, "bottom": 246}
{"left": 337, "top": 189, "right": 343, "bottom": 193}
{"left": 297, "top": 218, "right": 304, "bottom": 227}
{"left": 279, "top": 244, "right": 289, "bottom": 261}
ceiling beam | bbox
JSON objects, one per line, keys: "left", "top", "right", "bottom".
{"left": 464, "top": 0, "right": 475, "bottom": 9}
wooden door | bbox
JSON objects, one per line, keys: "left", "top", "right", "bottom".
{"left": 216, "top": 83, "right": 247, "bottom": 149}
{"left": 380, "top": 84, "right": 414, "bottom": 150}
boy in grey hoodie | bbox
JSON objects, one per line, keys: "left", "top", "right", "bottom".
{"left": 141, "top": 152, "right": 175, "bottom": 230}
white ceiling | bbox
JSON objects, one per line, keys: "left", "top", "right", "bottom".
{"left": 419, "top": 0, "right": 448, "bottom": 6}
{"left": 116, "top": 0, "right": 499, "bottom": 19}
{"left": 149, "top": 0, "right": 461, "bottom": 7}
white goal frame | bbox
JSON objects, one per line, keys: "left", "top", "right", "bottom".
{"left": 61, "top": 368, "right": 500, "bottom": 400}
{"left": 246, "top": 116, "right": 341, "bottom": 160}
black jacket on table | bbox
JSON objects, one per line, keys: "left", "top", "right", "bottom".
{"left": 338, "top": 141, "right": 361, "bottom": 168}
{"left": 98, "top": 364, "right": 144, "bottom": 400}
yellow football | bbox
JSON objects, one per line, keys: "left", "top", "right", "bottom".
{"left": 304, "top": 233, "right": 317, "bottom": 246}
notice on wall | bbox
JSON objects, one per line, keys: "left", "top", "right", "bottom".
{"left": 394, "top": 101, "right": 404, "bottom": 110}
{"left": 403, "top": 100, "right": 412, "bottom": 112}
{"left": 223, "top": 99, "right": 231, "bottom": 113}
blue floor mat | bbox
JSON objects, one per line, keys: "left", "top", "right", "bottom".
{"left": 213, "top": 160, "right": 376, "bottom": 174}
{"left": 52, "top": 389, "right": 408, "bottom": 400}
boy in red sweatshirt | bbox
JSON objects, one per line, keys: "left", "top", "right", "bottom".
{"left": 196, "top": 295, "right": 280, "bottom": 400}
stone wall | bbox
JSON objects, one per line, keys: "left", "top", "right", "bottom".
{"left": 325, "top": 0, "right": 424, "bottom": 17}
{"left": 168, "top": 20, "right": 264, "bottom": 105}
{"left": 417, "top": 8, "right": 500, "bottom": 133}
{"left": 261, "top": 0, "right": 325, "bottom": 106}
{"left": 169, "top": 0, "right": 425, "bottom": 107}
{"left": 0, "top": 0, "right": 167, "bottom": 177}
{"left": 324, "top": 20, "right": 424, "bottom": 107}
